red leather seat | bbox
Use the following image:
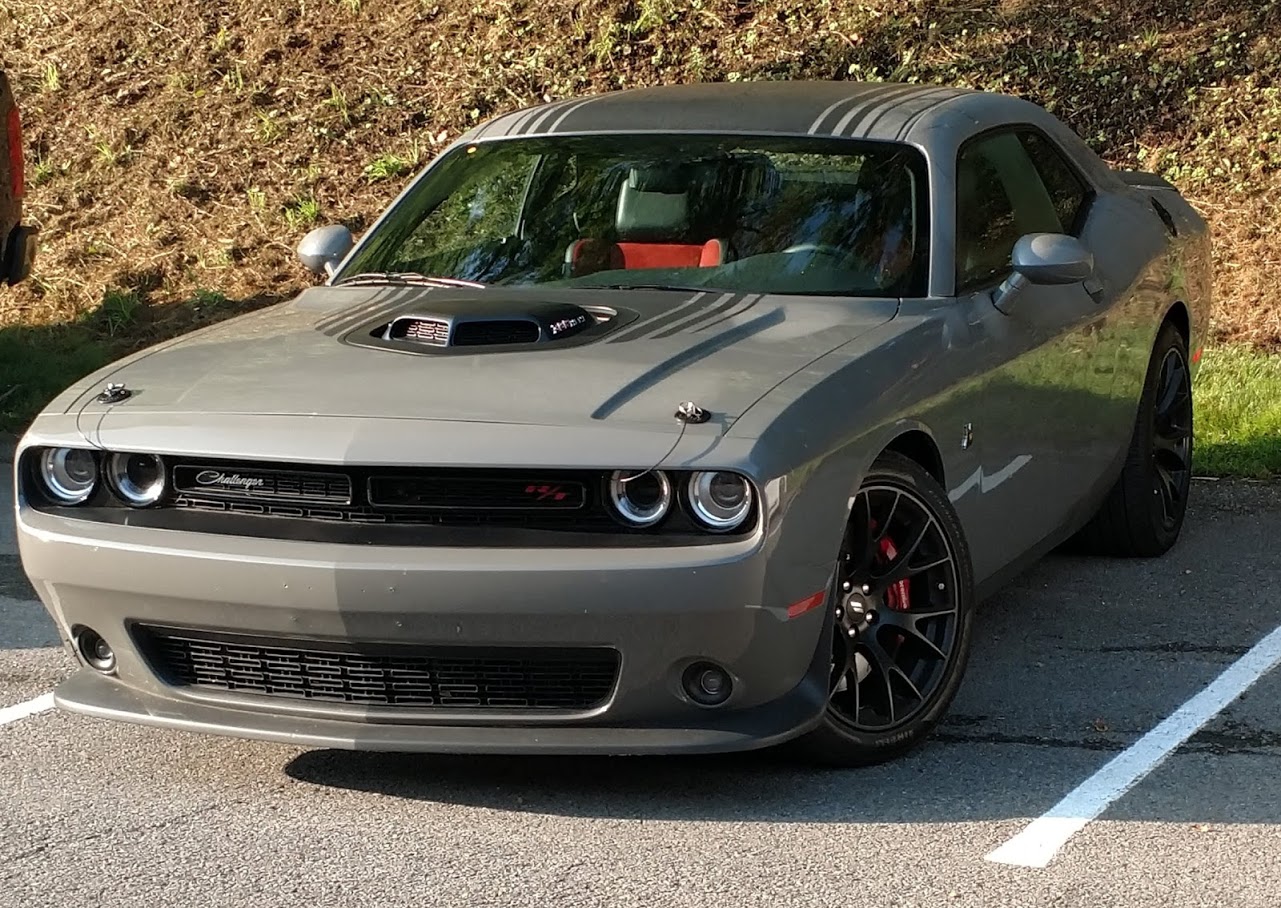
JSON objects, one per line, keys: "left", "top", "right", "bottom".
{"left": 565, "top": 166, "right": 728, "bottom": 277}
{"left": 566, "top": 238, "right": 726, "bottom": 276}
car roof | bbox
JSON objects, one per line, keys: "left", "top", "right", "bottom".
{"left": 461, "top": 80, "right": 1049, "bottom": 146}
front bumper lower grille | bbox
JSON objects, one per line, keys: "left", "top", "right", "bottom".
{"left": 133, "top": 625, "right": 621, "bottom": 711}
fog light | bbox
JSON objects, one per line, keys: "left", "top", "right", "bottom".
{"left": 682, "top": 662, "right": 732, "bottom": 706}
{"left": 75, "top": 627, "right": 116, "bottom": 673}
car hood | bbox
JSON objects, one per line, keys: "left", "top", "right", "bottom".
{"left": 68, "top": 285, "right": 897, "bottom": 432}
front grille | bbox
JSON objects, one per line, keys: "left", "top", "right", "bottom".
{"left": 452, "top": 320, "right": 541, "bottom": 346}
{"left": 172, "top": 465, "right": 352, "bottom": 504}
{"left": 169, "top": 462, "right": 603, "bottom": 527}
{"left": 135, "top": 626, "right": 620, "bottom": 710}
{"left": 368, "top": 475, "right": 585, "bottom": 510}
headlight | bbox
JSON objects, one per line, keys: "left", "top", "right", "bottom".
{"left": 607, "top": 470, "right": 672, "bottom": 527}
{"left": 37, "top": 448, "right": 99, "bottom": 504}
{"left": 107, "top": 452, "right": 166, "bottom": 507}
{"left": 686, "top": 471, "right": 753, "bottom": 531}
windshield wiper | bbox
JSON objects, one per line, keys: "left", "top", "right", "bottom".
{"left": 591, "top": 283, "right": 714, "bottom": 292}
{"left": 334, "top": 272, "right": 487, "bottom": 289}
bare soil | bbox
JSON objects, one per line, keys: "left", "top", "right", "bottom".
{"left": 1, "top": 0, "right": 1278, "bottom": 351}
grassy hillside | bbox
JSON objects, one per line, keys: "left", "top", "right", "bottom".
{"left": 1, "top": 0, "right": 1280, "bottom": 461}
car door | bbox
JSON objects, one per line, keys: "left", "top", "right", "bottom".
{"left": 951, "top": 127, "right": 1125, "bottom": 575}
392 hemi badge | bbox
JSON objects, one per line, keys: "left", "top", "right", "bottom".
{"left": 548, "top": 314, "right": 589, "bottom": 335}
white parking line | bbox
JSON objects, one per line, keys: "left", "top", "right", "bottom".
{"left": 0, "top": 692, "right": 55, "bottom": 728}
{"left": 986, "top": 623, "right": 1281, "bottom": 869}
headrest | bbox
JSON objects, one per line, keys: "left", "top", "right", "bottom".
{"left": 616, "top": 167, "right": 690, "bottom": 240}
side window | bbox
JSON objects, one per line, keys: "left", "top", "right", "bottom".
{"left": 1019, "top": 131, "right": 1090, "bottom": 235}
{"left": 955, "top": 130, "right": 1068, "bottom": 291}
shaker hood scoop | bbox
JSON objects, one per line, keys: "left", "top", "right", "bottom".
{"left": 71, "top": 285, "right": 898, "bottom": 430}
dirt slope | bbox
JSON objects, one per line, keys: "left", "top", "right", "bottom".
{"left": 0, "top": 0, "right": 1278, "bottom": 358}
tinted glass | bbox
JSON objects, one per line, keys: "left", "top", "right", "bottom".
{"left": 955, "top": 136, "right": 1023, "bottom": 290}
{"left": 1020, "top": 131, "right": 1089, "bottom": 234}
{"left": 338, "top": 135, "right": 931, "bottom": 297}
{"left": 955, "top": 131, "right": 1072, "bottom": 290}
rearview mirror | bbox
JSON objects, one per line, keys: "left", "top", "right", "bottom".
{"left": 992, "top": 233, "right": 1095, "bottom": 314}
{"left": 297, "top": 224, "right": 355, "bottom": 277}
{"left": 1011, "top": 233, "right": 1094, "bottom": 285}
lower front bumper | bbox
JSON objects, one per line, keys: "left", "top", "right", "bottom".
{"left": 22, "top": 505, "right": 838, "bottom": 755}
{"left": 54, "top": 659, "right": 830, "bottom": 755}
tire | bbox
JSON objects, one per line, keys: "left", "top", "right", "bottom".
{"left": 791, "top": 451, "right": 976, "bottom": 767}
{"left": 1074, "top": 323, "right": 1193, "bottom": 557}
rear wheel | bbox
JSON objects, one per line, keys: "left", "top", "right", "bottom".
{"left": 793, "top": 452, "right": 975, "bottom": 767}
{"left": 1074, "top": 323, "right": 1193, "bottom": 557}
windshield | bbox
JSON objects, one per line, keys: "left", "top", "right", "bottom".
{"left": 337, "top": 134, "right": 930, "bottom": 297}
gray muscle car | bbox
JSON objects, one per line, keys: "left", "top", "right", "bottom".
{"left": 15, "top": 82, "right": 1209, "bottom": 765}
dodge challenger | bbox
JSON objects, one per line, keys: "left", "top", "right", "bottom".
{"left": 14, "top": 81, "right": 1209, "bottom": 765}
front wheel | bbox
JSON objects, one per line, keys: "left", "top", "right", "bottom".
{"left": 792, "top": 451, "right": 976, "bottom": 767}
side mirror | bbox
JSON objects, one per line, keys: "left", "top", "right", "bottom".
{"left": 992, "top": 233, "right": 1094, "bottom": 313}
{"left": 296, "top": 224, "right": 355, "bottom": 277}
{"left": 1012, "top": 233, "right": 1094, "bottom": 285}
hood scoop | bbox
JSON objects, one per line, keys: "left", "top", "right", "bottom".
{"left": 374, "top": 302, "right": 615, "bottom": 351}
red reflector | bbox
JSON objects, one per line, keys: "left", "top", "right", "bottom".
{"left": 1191, "top": 347, "right": 1203, "bottom": 365}
{"left": 5, "top": 106, "right": 23, "bottom": 200}
{"left": 786, "top": 590, "right": 826, "bottom": 619}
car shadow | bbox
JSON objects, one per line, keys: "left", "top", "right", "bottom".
{"left": 285, "top": 481, "right": 1281, "bottom": 826}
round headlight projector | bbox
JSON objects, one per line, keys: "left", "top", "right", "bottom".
{"left": 107, "top": 452, "right": 166, "bottom": 507}
{"left": 687, "top": 471, "right": 753, "bottom": 531}
{"left": 38, "top": 447, "right": 99, "bottom": 504}
{"left": 608, "top": 470, "right": 672, "bottom": 527}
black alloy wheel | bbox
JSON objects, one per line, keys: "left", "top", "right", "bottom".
{"left": 1151, "top": 346, "right": 1193, "bottom": 531}
{"left": 793, "top": 452, "right": 975, "bottom": 766}
{"left": 1074, "top": 322, "right": 1194, "bottom": 557}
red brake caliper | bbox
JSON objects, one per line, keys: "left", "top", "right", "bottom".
{"left": 878, "top": 536, "right": 912, "bottom": 611}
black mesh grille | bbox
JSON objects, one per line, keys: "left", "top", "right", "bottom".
{"left": 451, "top": 320, "right": 541, "bottom": 346}
{"left": 135, "top": 626, "right": 620, "bottom": 710}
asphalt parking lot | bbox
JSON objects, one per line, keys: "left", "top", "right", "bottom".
{"left": 3, "top": 474, "right": 1280, "bottom": 907}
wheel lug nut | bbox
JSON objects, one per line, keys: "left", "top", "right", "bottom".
{"left": 847, "top": 627, "right": 857, "bottom": 637}
{"left": 861, "top": 584, "right": 871, "bottom": 594}
{"left": 835, "top": 608, "right": 843, "bottom": 619}
{"left": 842, "top": 581, "right": 852, "bottom": 591}
{"left": 937, "top": 582, "right": 945, "bottom": 590}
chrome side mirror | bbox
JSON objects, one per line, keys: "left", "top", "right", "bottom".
{"left": 297, "top": 224, "right": 355, "bottom": 277}
{"left": 993, "top": 233, "right": 1095, "bottom": 314}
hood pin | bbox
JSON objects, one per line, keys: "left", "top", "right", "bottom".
{"left": 96, "top": 382, "right": 132, "bottom": 403}
{"left": 675, "top": 401, "right": 710, "bottom": 425}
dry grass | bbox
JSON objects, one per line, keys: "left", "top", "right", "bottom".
{"left": 0, "top": 0, "right": 1279, "bottom": 352}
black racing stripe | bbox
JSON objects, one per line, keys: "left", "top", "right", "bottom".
{"left": 807, "top": 84, "right": 885, "bottom": 134}
{"left": 605, "top": 293, "right": 713, "bottom": 343}
{"left": 832, "top": 85, "right": 928, "bottom": 138}
{"left": 495, "top": 105, "right": 547, "bottom": 138}
{"left": 650, "top": 293, "right": 745, "bottom": 338}
{"left": 318, "top": 294, "right": 414, "bottom": 337}
{"left": 893, "top": 88, "right": 967, "bottom": 139}
{"left": 687, "top": 294, "right": 765, "bottom": 333}
{"left": 543, "top": 98, "right": 597, "bottom": 134}
{"left": 591, "top": 309, "right": 786, "bottom": 420}
{"left": 520, "top": 98, "right": 580, "bottom": 136}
